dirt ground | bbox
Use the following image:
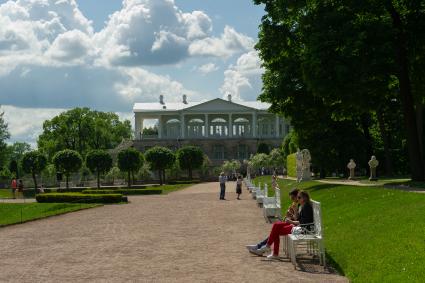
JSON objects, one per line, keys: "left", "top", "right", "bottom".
{"left": 0, "top": 182, "right": 347, "bottom": 282}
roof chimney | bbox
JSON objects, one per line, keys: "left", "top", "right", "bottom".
{"left": 159, "top": 95, "right": 164, "bottom": 105}
{"left": 182, "top": 94, "right": 188, "bottom": 104}
{"left": 227, "top": 94, "right": 232, "bottom": 102}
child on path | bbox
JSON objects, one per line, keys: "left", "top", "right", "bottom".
{"left": 236, "top": 175, "right": 242, "bottom": 200}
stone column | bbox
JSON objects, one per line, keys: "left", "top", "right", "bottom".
{"left": 180, "top": 113, "right": 185, "bottom": 139}
{"left": 205, "top": 114, "right": 209, "bottom": 137}
{"left": 158, "top": 116, "right": 163, "bottom": 139}
{"left": 228, "top": 114, "right": 233, "bottom": 137}
{"left": 252, "top": 112, "right": 257, "bottom": 138}
{"left": 134, "top": 113, "right": 142, "bottom": 140}
{"left": 275, "top": 115, "right": 280, "bottom": 138}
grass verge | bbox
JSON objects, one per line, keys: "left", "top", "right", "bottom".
{"left": 254, "top": 176, "right": 425, "bottom": 282}
{"left": 0, "top": 203, "right": 99, "bottom": 227}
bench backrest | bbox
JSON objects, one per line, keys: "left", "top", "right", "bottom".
{"left": 275, "top": 188, "right": 281, "bottom": 208}
{"left": 264, "top": 183, "right": 268, "bottom": 197}
{"left": 311, "top": 200, "right": 323, "bottom": 237}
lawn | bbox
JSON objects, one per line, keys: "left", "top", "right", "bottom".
{"left": 0, "top": 203, "right": 100, "bottom": 227}
{"left": 0, "top": 189, "right": 13, "bottom": 198}
{"left": 254, "top": 176, "right": 425, "bottom": 283}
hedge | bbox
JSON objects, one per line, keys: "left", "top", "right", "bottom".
{"left": 82, "top": 189, "right": 163, "bottom": 195}
{"left": 36, "top": 193, "right": 127, "bottom": 203}
{"left": 287, "top": 153, "right": 296, "bottom": 178}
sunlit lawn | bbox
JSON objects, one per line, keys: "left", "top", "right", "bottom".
{"left": 254, "top": 176, "right": 425, "bottom": 282}
{"left": 0, "top": 203, "right": 99, "bottom": 227}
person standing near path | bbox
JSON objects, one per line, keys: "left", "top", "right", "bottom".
{"left": 219, "top": 172, "right": 226, "bottom": 200}
{"left": 236, "top": 175, "right": 242, "bottom": 200}
{"left": 11, "top": 178, "right": 17, "bottom": 199}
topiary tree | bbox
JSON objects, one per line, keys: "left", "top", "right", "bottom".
{"left": 269, "top": 148, "right": 284, "bottom": 172}
{"left": 176, "top": 146, "right": 204, "bottom": 180}
{"left": 117, "top": 148, "right": 143, "bottom": 187}
{"left": 22, "top": 151, "right": 47, "bottom": 194}
{"left": 86, "top": 150, "right": 113, "bottom": 189}
{"left": 144, "top": 146, "right": 175, "bottom": 185}
{"left": 53, "top": 149, "right": 83, "bottom": 189}
{"left": 8, "top": 160, "right": 19, "bottom": 179}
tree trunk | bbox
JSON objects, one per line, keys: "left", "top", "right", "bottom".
{"left": 158, "top": 169, "right": 163, "bottom": 185}
{"left": 386, "top": 2, "right": 425, "bottom": 181}
{"left": 66, "top": 174, "right": 69, "bottom": 189}
{"left": 32, "top": 172, "right": 38, "bottom": 195}
{"left": 377, "top": 110, "right": 394, "bottom": 176}
{"left": 97, "top": 171, "right": 100, "bottom": 189}
{"left": 127, "top": 171, "right": 131, "bottom": 188}
{"left": 162, "top": 170, "right": 166, "bottom": 185}
{"left": 188, "top": 167, "right": 193, "bottom": 180}
{"left": 361, "top": 114, "right": 374, "bottom": 176}
{"left": 416, "top": 103, "right": 423, "bottom": 160}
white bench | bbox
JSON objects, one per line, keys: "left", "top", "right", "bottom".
{"left": 251, "top": 182, "right": 262, "bottom": 199}
{"left": 287, "top": 200, "right": 326, "bottom": 269}
{"left": 256, "top": 183, "right": 265, "bottom": 207}
{"left": 263, "top": 186, "right": 281, "bottom": 220}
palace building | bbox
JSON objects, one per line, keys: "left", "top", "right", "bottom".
{"left": 132, "top": 95, "right": 289, "bottom": 165}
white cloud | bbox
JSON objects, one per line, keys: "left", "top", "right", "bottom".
{"left": 197, "top": 63, "right": 219, "bottom": 75}
{"left": 189, "top": 26, "right": 254, "bottom": 59}
{"left": 1, "top": 105, "right": 65, "bottom": 146}
{"left": 220, "top": 51, "right": 264, "bottom": 101}
{"left": 0, "top": 0, "right": 257, "bottom": 145}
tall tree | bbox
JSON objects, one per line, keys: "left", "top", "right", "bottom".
{"left": 38, "top": 108, "right": 132, "bottom": 160}
{"left": 0, "top": 110, "right": 10, "bottom": 167}
{"left": 254, "top": 0, "right": 425, "bottom": 180}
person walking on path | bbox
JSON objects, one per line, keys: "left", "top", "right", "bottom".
{"left": 236, "top": 175, "right": 242, "bottom": 200}
{"left": 11, "top": 178, "right": 17, "bottom": 199}
{"left": 219, "top": 172, "right": 226, "bottom": 200}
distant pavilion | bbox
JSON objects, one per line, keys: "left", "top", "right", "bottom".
{"left": 133, "top": 94, "right": 290, "bottom": 165}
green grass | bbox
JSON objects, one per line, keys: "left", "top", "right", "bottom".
{"left": 0, "top": 189, "right": 13, "bottom": 198}
{"left": 254, "top": 176, "right": 425, "bottom": 283}
{"left": 0, "top": 203, "right": 99, "bottom": 227}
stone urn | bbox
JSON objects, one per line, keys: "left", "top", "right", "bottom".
{"left": 347, "top": 159, "right": 356, "bottom": 180}
{"left": 368, "top": 156, "right": 379, "bottom": 181}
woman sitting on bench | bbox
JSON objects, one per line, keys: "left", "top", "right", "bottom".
{"left": 249, "top": 190, "right": 313, "bottom": 260}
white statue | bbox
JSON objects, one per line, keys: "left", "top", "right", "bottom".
{"left": 347, "top": 159, "right": 356, "bottom": 180}
{"left": 368, "top": 156, "right": 379, "bottom": 181}
{"left": 301, "top": 149, "right": 312, "bottom": 181}
{"left": 295, "top": 149, "right": 303, "bottom": 182}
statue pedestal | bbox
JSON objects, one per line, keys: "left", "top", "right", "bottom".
{"left": 348, "top": 169, "right": 355, "bottom": 180}
{"left": 369, "top": 168, "right": 378, "bottom": 181}
{"left": 301, "top": 168, "right": 311, "bottom": 181}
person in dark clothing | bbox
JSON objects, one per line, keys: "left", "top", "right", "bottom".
{"left": 249, "top": 191, "right": 314, "bottom": 259}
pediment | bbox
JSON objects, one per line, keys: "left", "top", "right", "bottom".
{"left": 185, "top": 98, "right": 255, "bottom": 112}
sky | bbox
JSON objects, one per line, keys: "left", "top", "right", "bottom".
{"left": 0, "top": 0, "right": 266, "bottom": 146}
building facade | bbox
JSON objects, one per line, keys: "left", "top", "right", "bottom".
{"left": 133, "top": 95, "right": 289, "bottom": 165}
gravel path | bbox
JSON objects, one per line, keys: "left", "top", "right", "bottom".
{"left": 0, "top": 182, "right": 347, "bottom": 282}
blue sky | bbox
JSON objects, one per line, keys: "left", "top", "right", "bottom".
{"left": 0, "top": 0, "right": 265, "bottom": 145}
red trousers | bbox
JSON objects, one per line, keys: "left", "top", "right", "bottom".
{"left": 266, "top": 221, "right": 294, "bottom": 255}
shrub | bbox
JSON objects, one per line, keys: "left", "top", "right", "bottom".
{"left": 144, "top": 146, "right": 175, "bottom": 185}
{"left": 86, "top": 150, "right": 113, "bottom": 189}
{"left": 82, "top": 189, "right": 162, "bottom": 195}
{"left": 36, "top": 193, "right": 126, "bottom": 203}
{"left": 22, "top": 151, "right": 47, "bottom": 193}
{"left": 287, "top": 153, "right": 296, "bottom": 177}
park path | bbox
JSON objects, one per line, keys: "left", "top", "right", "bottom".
{"left": 0, "top": 182, "right": 347, "bottom": 283}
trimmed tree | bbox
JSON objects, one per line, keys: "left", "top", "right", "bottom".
{"left": 144, "top": 146, "right": 175, "bottom": 185}
{"left": 86, "top": 150, "right": 113, "bottom": 189}
{"left": 176, "top": 146, "right": 204, "bottom": 180}
{"left": 117, "top": 148, "right": 143, "bottom": 187}
{"left": 53, "top": 149, "right": 83, "bottom": 189}
{"left": 22, "top": 151, "right": 47, "bottom": 194}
